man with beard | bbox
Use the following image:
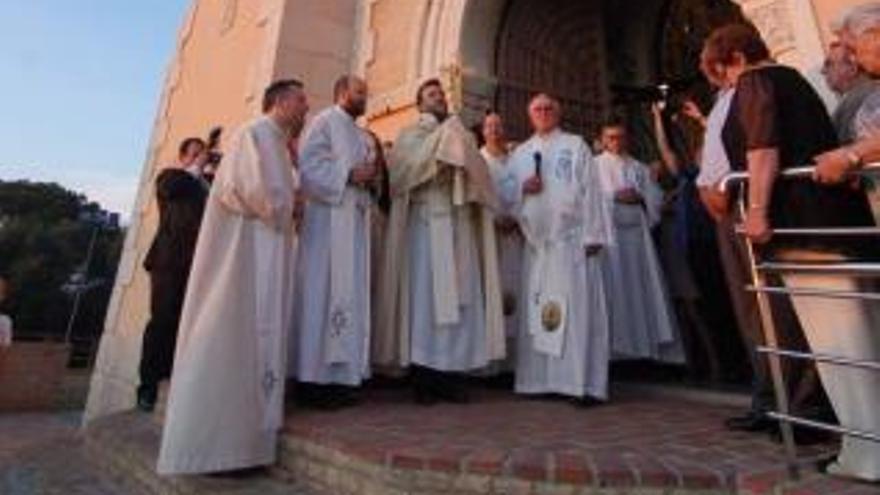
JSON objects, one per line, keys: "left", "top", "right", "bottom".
{"left": 289, "top": 75, "right": 379, "bottom": 408}
{"left": 374, "top": 79, "right": 505, "bottom": 404}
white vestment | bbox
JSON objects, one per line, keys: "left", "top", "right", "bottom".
{"left": 373, "top": 113, "right": 505, "bottom": 372}
{"left": 481, "top": 147, "right": 523, "bottom": 341}
{"left": 158, "top": 116, "right": 298, "bottom": 475}
{"left": 501, "top": 130, "right": 613, "bottom": 399}
{"left": 289, "top": 106, "right": 372, "bottom": 385}
{"left": 0, "top": 314, "right": 12, "bottom": 348}
{"left": 595, "top": 152, "right": 683, "bottom": 364}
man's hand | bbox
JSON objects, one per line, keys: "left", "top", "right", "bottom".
{"left": 495, "top": 216, "right": 519, "bottom": 234}
{"left": 585, "top": 245, "right": 602, "bottom": 257}
{"left": 522, "top": 176, "right": 543, "bottom": 195}
{"left": 349, "top": 164, "right": 378, "bottom": 187}
{"left": 614, "top": 188, "right": 643, "bottom": 205}
{"left": 698, "top": 186, "right": 729, "bottom": 223}
{"left": 681, "top": 100, "right": 706, "bottom": 127}
{"left": 292, "top": 196, "right": 306, "bottom": 232}
{"left": 814, "top": 148, "right": 858, "bottom": 185}
{"left": 744, "top": 208, "right": 772, "bottom": 245}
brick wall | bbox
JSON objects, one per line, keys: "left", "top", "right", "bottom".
{"left": 0, "top": 342, "right": 71, "bottom": 411}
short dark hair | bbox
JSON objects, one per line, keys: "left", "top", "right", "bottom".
{"left": 703, "top": 23, "right": 770, "bottom": 67}
{"left": 416, "top": 78, "right": 443, "bottom": 106}
{"left": 178, "top": 137, "right": 206, "bottom": 159}
{"left": 262, "top": 79, "right": 304, "bottom": 113}
{"left": 601, "top": 119, "right": 627, "bottom": 132}
{"left": 333, "top": 75, "right": 353, "bottom": 101}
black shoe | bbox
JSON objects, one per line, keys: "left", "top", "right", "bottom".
{"left": 572, "top": 395, "right": 605, "bottom": 408}
{"left": 136, "top": 385, "right": 157, "bottom": 413}
{"left": 431, "top": 374, "right": 471, "bottom": 404}
{"left": 724, "top": 413, "right": 775, "bottom": 432}
{"left": 438, "top": 383, "right": 471, "bottom": 404}
{"left": 414, "top": 385, "right": 439, "bottom": 406}
{"left": 296, "top": 384, "right": 356, "bottom": 411}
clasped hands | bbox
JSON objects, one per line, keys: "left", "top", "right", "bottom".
{"left": 349, "top": 161, "right": 379, "bottom": 188}
{"left": 614, "top": 187, "right": 643, "bottom": 205}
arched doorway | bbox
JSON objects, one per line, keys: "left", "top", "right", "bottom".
{"left": 490, "top": 0, "right": 745, "bottom": 151}
{"left": 494, "top": 0, "right": 610, "bottom": 142}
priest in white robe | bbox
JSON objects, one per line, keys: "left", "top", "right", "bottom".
{"left": 500, "top": 94, "right": 614, "bottom": 402}
{"left": 595, "top": 123, "right": 684, "bottom": 364}
{"left": 157, "top": 80, "right": 308, "bottom": 475}
{"left": 480, "top": 112, "right": 522, "bottom": 370}
{"left": 289, "top": 76, "right": 376, "bottom": 409}
{"left": 374, "top": 78, "right": 505, "bottom": 404}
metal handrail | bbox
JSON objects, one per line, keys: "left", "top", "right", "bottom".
{"left": 719, "top": 161, "right": 880, "bottom": 192}
{"left": 735, "top": 227, "right": 880, "bottom": 236}
{"left": 766, "top": 412, "right": 880, "bottom": 444}
{"left": 746, "top": 285, "right": 880, "bottom": 301}
{"left": 757, "top": 346, "right": 880, "bottom": 371}
{"left": 721, "top": 161, "right": 880, "bottom": 481}
{"left": 755, "top": 262, "right": 880, "bottom": 276}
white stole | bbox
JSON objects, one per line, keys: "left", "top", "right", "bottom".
{"left": 519, "top": 135, "right": 578, "bottom": 357}
{"left": 253, "top": 222, "right": 289, "bottom": 430}
{"left": 325, "top": 124, "right": 371, "bottom": 364}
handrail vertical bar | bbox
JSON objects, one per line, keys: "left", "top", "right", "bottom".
{"left": 737, "top": 190, "right": 801, "bottom": 480}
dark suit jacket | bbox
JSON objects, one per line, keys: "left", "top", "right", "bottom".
{"left": 143, "top": 169, "right": 208, "bottom": 275}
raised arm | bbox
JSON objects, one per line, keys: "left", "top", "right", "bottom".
{"left": 651, "top": 103, "right": 680, "bottom": 176}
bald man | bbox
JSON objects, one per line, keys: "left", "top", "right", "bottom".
{"left": 289, "top": 75, "right": 379, "bottom": 409}
{"left": 500, "top": 94, "right": 614, "bottom": 403}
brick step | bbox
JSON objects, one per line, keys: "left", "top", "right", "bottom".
{"left": 271, "top": 388, "right": 836, "bottom": 495}
{"left": 84, "top": 412, "right": 315, "bottom": 495}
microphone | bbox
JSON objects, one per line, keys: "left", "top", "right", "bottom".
{"left": 533, "top": 151, "right": 542, "bottom": 179}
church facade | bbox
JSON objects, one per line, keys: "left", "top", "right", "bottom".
{"left": 86, "top": 0, "right": 861, "bottom": 421}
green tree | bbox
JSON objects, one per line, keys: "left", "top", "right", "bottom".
{"left": 0, "top": 180, "right": 124, "bottom": 358}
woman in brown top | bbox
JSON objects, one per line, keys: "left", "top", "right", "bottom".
{"left": 704, "top": 23, "right": 880, "bottom": 482}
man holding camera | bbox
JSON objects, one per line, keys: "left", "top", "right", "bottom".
{"left": 137, "top": 137, "right": 209, "bottom": 412}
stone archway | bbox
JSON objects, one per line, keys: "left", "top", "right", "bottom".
{"left": 493, "top": 0, "right": 610, "bottom": 142}
{"left": 471, "top": 0, "right": 746, "bottom": 146}
{"left": 387, "top": 0, "right": 830, "bottom": 134}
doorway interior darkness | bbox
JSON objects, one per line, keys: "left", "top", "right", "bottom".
{"left": 493, "top": 0, "right": 745, "bottom": 155}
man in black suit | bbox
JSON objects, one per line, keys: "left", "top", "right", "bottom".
{"left": 137, "top": 137, "right": 210, "bottom": 411}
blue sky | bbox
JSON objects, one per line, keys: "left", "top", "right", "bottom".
{"left": 0, "top": 1, "right": 189, "bottom": 219}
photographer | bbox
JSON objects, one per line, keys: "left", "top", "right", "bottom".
{"left": 137, "top": 137, "right": 210, "bottom": 411}
{"left": 201, "top": 127, "right": 223, "bottom": 184}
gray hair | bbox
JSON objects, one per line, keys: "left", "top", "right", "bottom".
{"left": 834, "top": 3, "right": 880, "bottom": 37}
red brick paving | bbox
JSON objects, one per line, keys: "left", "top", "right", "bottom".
{"left": 281, "top": 387, "right": 880, "bottom": 492}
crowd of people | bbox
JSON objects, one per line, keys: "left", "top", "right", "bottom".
{"left": 135, "top": 6, "right": 880, "bottom": 484}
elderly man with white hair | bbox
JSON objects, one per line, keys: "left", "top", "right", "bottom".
{"left": 823, "top": 40, "right": 878, "bottom": 143}
{"left": 815, "top": 3, "right": 880, "bottom": 183}
{"left": 806, "top": 3, "right": 880, "bottom": 483}
{"left": 501, "top": 93, "right": 614, "bottom": 404}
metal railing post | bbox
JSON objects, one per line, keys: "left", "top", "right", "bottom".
{"left": 721, "top": 161, "right": 880, "bottom": 481}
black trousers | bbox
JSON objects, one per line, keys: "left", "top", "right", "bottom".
{"left": 138, "top": 269, "right": 188, "bottom": 392}
{"left": 716, "top": 215, "right": 830, "bottom": 417}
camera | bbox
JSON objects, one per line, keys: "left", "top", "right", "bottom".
{"left": 610, "top": 76, "right": 701, "bottom": 116}
{"left": 205, "top": 126, "right": 223, "bottom": 166}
